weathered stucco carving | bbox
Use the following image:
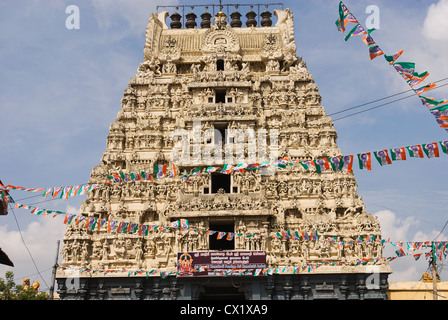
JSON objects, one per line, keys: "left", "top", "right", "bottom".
{"left": 58, "top": 9, "right": 389, "bottom": 277}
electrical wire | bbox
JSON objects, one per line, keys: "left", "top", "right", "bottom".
{"left": 7, "top": 204, "right": 50, "bottom": 289}
{"left": 331, "top": 81, "right": 448, "bottom": 122}
{"left": 321, "top": 77, "right": 448, "bottom": 122}
{"left": 434, "top": 220, "right": 448, "bottom": 242}
{"left": 328, "top": 77, "right": 448, "bottom": 118}
{"left": 13, "top": 194, "right": 43, "bottom": 202}
{"left": 332, "top": 92, "right": 417, "bottom": 121}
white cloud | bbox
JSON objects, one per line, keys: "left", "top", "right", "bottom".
{"left": 422, "top": 0, "right": 448, "bottom": 40}
{"left": 0, "top": 213, "right": 67, "bottom": 291}
{"left": 375, "top": 209, "right": 418, "bottom": 241}
{"left": 374, "top": 209, "right": 448, "bottom": 282}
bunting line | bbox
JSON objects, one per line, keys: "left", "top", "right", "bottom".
{"left": 57, "top": 243, "right": 448, "bottom": 278}
{"left": 336, "top": 1, "right": 448, "bottom": 133}
{"left": 1, "top": 139, "right": 447, "bottom": 198}
{"left": 7, "top": 192, "right": 448, "bottom": 255}
{"left": 6, "top": 186, "right": 448, "bottom": 275}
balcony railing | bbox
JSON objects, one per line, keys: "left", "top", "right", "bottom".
{"left": 156, "top": 2, "right": 284, "bottom": 29}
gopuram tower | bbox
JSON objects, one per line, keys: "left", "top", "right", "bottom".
{"left": 56, "top": 3, "right": 392, "bottom": 300}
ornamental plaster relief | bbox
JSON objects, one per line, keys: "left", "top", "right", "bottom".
{"left": 60, "top": 8, "right": 387, "bottom": 275}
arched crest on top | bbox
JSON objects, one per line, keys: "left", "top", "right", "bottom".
{"left": 201, "top": 28, "right": 240, "bottom": 54}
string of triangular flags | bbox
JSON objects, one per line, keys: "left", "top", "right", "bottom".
{"left": 4, "top": 187, "right": 447, "bottom": 276}
{"left": 1, "top": 139, "right": 447, "bottom": 201}
{"left": 0, "top": 182, "right": 100, "bottom": 201}
{"left": 5, "top": 190, "right": 448, "bottom": 257}
{"left": 56, "top": 242, "right": 448, "bottom": 278}
{"left": 336, "top": 1, "right": 448, "bottom": 133}
{"left": 61, "top": 213, "right": 190, "bottom": 236}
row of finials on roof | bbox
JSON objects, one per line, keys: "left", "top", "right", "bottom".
{"left": 169, "top": 9, "right": 274, "bottom": 29}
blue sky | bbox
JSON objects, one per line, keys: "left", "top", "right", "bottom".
{"left": 1, "top": 0, "right": 448, "bottom": 292}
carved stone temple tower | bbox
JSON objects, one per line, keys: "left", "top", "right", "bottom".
{"left": 56, "top": 4, "right": 391, "bottom": 300}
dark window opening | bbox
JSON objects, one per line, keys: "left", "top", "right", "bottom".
{"left": 217, "top": 59, "right": 225, "bottom": 71}
{"left": 203, "top": 187, "right": 210, "bottom": 194}
{"left": 215, "top": 89, "right": 226, "bottom": 103}
{"left": 209, "top": 221, "right": 235, "bottom": 250}
{"left": 214, "top": 123, "right": 227, "bottom": 146}
{"left": 211, "top": 173, "right": 231, "bottom": 194}
{"left": 208, "top": 97, "right": 214, "bottom": 103}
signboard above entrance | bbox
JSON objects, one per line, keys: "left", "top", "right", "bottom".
{"left": 177, "top": 251, "right": 266, "bottom": 277}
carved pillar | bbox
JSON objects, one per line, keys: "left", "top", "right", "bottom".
{"left": 339, "top": 276, "right": 349, "bottom": 300}
{"left": 300, "top": 277, "right": 311, "bottom": 300}
{"left": 282, "top": 276, "right": 293, "bottom": 300}
{"left": 151, "top": 278, "right": 162, "bottom": 300}
{"left": 170, "top": 278, "right": 180, "bottom": 300}
{"left": 356, "top": 275, "right": 366, "bottom": 300}
{"left": 134, "top": 279, "right": 144, "bottom": 300}
{"left": 96, "top": 280, "right": 108, "bottom": 300}
{"left": 265, "top": 277, "right": 275, "bottom": 300}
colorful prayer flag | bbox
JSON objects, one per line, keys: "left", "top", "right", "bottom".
{"left": 141, "top": 171, "right": 154, "bottom": 181}
{"left": 206, "top": 166, "right": 219, "bottom": 173}
{"left": 328, "top": 156, "right": 353, "bottom": 172}
{"left": 117, "top": 221, "right": 128, "bottom": 233}
{"left": 407, "top": 71, "right": 429, "bottom": 88}
{"left": 64, "top": 213, "right": 75, "bottom": 225}
{"left": 340, "top": 155, "right": 354, "bottom": 172}
{"left": 337, "top": 1, "right": 350, "bottom": 32}
{"left": 422, "top": 142, "right": 440, "bottom": 158}
{"left": 42, "top": 187, "right": 54, "bottom": 198}
{"left": 344, "top": 24, "right": 367, "bottom": 41}
{"left": 440, "top": 140, "right": 448, "bottom": 154}
{"left": 170, "top": 220, "right": 180, "bottom": 229}
{"left": 406, "top": 145, "right": 424, "bottom": 158}
{"left": 233, "top": 163, "right": 248, "bottom": 171}
{"left": 414, "top": 83, "right": 436, "bottom": 96}
{"left": 108, "top": 220, "right": 117, "bottom": 233}
{"left": 329, "top": 156, "right": 342, "bottom": 171}
{"left": 191, "top": 167, "right": 203, "bottom": 177}
{"left": 217, "top": 232, "right": 227, "bottom": 240}
{"left": 368, "top": 45, "right": 384, "bottom": 60}
{"left": 373, "top": 149, "right": 392, "bottom": 166}
{"left": 226, "top": 232, "right": 235, "bottom": 241}
{"left": 220, "top": 164, "right": 234, "bottom": 174}
{"left": 393, "top": 62, "right": 415, "bottom": 79}
{"left": 52, "top": 187, "right": 63, "bottom": 199}
{"left": 390, "top": 147, "right": 407, "bottom": 161}
{"left": 300, "top": 160, "right": 315, "bottom": 171}
{"left": 180, "top": 219, "right": 189, "bottom": 229}
{"left": 314, "top": 158, "right": 330, "bottom": 173}
{"left": 260, "top": 161, "right": 271, "bottom": 167}
{"left": 119, "top": 172, "right": 131, "bottom": 182}
{"left": 154, "top": 164, "right": 167, "bottom": 179}
{"left": 357, "top": 152, "right": 372, "bottom": 170}
{"left": 335, "top": 12, "right": 359, "bottom": 30}
{"left": 362, "top": 34, "right": 375, "bottom": 46}
{"left": 168, "top": 164, "right": 177, "bottom": 178}
{"left": 245, "top": 163, "right": 260, "bottom": 170}
{"left": 139, "top": 224, "right": 149, "bottom": 236}
{"left": 420, "top": 96, "right": 448, "bottom": 108}
{"left": 384, "top": 50, "right": 403, "bottom": 65}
